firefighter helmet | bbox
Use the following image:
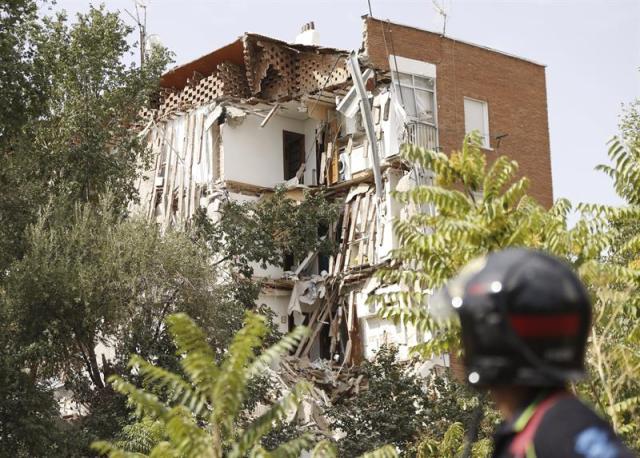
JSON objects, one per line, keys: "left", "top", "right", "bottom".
{"left": 432, "top": 248, "right": 591, "bottom": 387}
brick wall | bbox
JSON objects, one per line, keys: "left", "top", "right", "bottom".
{"left": 364, "top": 17, "right": 553, "bottom": 207}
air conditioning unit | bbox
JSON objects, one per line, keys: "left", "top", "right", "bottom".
{"left": 338, "top": 151, "right": 351, "bottom": 181}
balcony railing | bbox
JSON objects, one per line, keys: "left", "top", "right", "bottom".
{"left": 405, "top": 121, "right": 438, "bottom": 151}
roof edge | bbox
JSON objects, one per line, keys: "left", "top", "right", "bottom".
{"left": 363, "top": 16, "right": 546, "bottom": 68}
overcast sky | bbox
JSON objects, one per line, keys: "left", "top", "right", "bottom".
{"left": 55, "top": 0, "right": 640, "bottom": 208}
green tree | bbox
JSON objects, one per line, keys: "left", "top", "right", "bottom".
{"left": 3, "top": 196, "right": 242, "bottom": 387}
{"left": 581, "top": 134, "right": 640, "bottom": 448}
{"left": 0, "top": 339, "right": 67, "bottom": 457}
{"left": 193, "top": 187, "right": 337, "bottom": 275}
{"left": 93, "top": 312, "right": 398, "bottom": 458}
{"left": 378, "top": 133, "right": 640, "bottom": 450}
{"left": 0, "top": 2, "right": 170, "bottom": 274}
{"left": 0, "top": 0, "right": 46, "bottom": 144}
{"left": 1, "top": 3, "right": 170, "bottom": 455}
{"left": 325, "top": 345, "right": 496, "bottom": 457}
{"left": 326, "top": 345, "right": 430, "bottom": 457}
{"left": 1, "top": 196, "right": 248, "bottom": 451}
{"left": 413, "top": 374, "right": 496, "bottom": 458}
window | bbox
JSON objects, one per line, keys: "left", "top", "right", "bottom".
{"left": 283, "top": 131, "right": 305, "bottom": 181}
{"left": 392, "top": 72, "right": 436, "bottom": 125}
{"left": 464, "top": 97, "right": 490, "bottom": 148}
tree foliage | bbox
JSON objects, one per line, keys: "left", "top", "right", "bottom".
{"left": 193, "top": 187, "right": 337, "bottom": 275}
{"left": 3, "top": 195, "right": 245, "bottom": 385}
{"left": 326, "top": 345, "right": 430, "bottom": 457}
{"left": 0, "top": 3, "right": 172, "bottom": 455}
{"left": 325, "top": 344, "right": 497, "bottom": 457}
{"left": 0, "top": 4, "right": 338, "bottom": 454}
{"left": 0, "top": 2, "right": 170, "bottom": 274}
{"left": 583, "top": 134, "right": 640, "bottom": 448}
{"left": 0, "top": 343, "right": 67, "bottom": 458}
{"left": 378, "top": 132, "right": 640, "bottom": 451}
{"left": 93, "top": 312, "right": 397, "bottom": 458}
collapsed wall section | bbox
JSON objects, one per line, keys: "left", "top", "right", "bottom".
{"left": 134, "top": 28, "right": 440, "bottom": 369}
{"left": 141, "top": 35, "right": 350, "bottom": 124}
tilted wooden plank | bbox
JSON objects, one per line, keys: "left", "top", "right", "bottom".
{"left": 147, "top": 126, "right": 166, "bottom": 221}
{"left": 319, "top": 150, "right": 327, "bottom": 185}
{"left": 164, "top": 126, "right": 180, "bottom": 230}
{"left": 177, "top": 114, "right": 192, "bottom": 225}
{"left": 196, "top": 112, "right": 205, "bottom": 165}
{"left": 367, "top": 202, "right": 377, "bottom": 264}
{"left": 357, "top": 194, "right": 370, "bottom": 266}
{"left": 333, "top": 201, "right": 351, "bottom": 274}
{"left": 186, "top": 113, "right": 199, "bottom": 219}
{"left": 160, "top": 126, "right": 173, "bottom": 223}
{"left": 343, "top": 195, "right": 361, "bottom": 272}
{"left": 364, "top": 192, "right": 377, "bottom": 264}
{"left": 294, "top": 306, "right": 320, "bottom": 358}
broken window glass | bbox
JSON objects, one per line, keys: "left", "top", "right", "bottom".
{"left": 393, "top": 72, "right": 436, "bottom": 125}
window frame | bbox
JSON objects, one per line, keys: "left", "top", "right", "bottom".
{"left": 282, "top": 130, "right": 306, "bottom": 182}
{"left": 392, "top": 71, "right": 437, "bottom": 127}
{"left": 463, "top": 97, "right": 491, "bottom": 149}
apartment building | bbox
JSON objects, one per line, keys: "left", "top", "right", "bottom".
{"left": 134, "top": 16, "right": 553, "bottom": 364}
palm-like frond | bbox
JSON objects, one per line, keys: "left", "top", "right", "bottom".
{"left": 93, "top": 312, "right": 315, "bottom": 457}
{"left": 387, "top": 131, "right": 640, "bottom": 449}
{"left": 230, "top": 381, "right": 311, "bottom": 457}
{"left": 596, "top": 137, "right": 640, "bottom": 205}
{"left": 128, "top": 355, "right": 206, "bottom": 415}
{"left": 213, "top": 312, "right": 268, "bottom": 439}
{"left": 165, "top": 313, "right": 220, "bottom": 400}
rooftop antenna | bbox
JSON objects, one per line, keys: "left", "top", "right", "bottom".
{"left": 367, "top": 0, "right": 373, "bottom": 17}
{"left": 125, "top": 0, "right": 148, "bottom": 67}
{"left": 432, "top": 0, "right": 448, "bottom": 37}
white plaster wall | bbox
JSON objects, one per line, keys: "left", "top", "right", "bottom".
{"left": 360, "top": 315, "right": 425, "bottom": 361}
{"left": 350, "top": 141, "right": 370, "bottom": 175}
{"left": 378, "top": 168, "right": 405, "bottom": 260}
{"left": 361, "top": 316, "right": 410, "bottom": 360}
{"left": 221, "top": 114, "right": 309, "bottom": 188}
{"left": 258, "top": 290, "right": 291, "bottom": 335}
{"left": 303, "top": 119, "right": 318, "bottom": 185}
{"left": 355, "top": 278, "right": 425, "bottom": 361}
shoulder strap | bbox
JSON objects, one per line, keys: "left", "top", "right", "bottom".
{"left": 509, "top": 391, "right": 570, "bottom": 458}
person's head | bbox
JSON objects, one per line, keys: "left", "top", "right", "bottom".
{"left": 433, "top": 248, "right": 591, "bottom": 390}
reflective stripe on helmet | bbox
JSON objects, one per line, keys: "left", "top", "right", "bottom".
{"left": 508, "top": 313, "right": 581, "bottom": 338}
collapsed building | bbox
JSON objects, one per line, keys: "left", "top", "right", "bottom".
{"left": 133, "top": 17, "right": 554, "bottom": 368}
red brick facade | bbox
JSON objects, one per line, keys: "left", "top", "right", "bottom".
{"left": 364, "top": 17, "right": 554, "bottom": 207}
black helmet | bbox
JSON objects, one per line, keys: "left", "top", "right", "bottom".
{"left": 432, "top": 248, "right": 591, "bottom": 387}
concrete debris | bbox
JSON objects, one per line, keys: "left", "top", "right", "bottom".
{"left": 279, "top": 356, "right": 368, "bottom": 404}
{"left": 288, "top": 274, "right": 327, "bottom": 314}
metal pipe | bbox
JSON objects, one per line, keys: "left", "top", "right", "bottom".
{"left": 346, "top": 51, "right": 383, "bottom": 204}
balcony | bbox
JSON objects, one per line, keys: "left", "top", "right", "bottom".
{"left": 405, "top": 121, "right": 438, "bottom": 151}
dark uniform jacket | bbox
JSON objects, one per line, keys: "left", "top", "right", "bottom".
{"left": 492, "top": 390, "right": 635, "bottom": 458}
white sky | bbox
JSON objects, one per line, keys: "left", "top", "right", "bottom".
{"left": 55, "top": 0, "right": 640, "bottom": 208}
